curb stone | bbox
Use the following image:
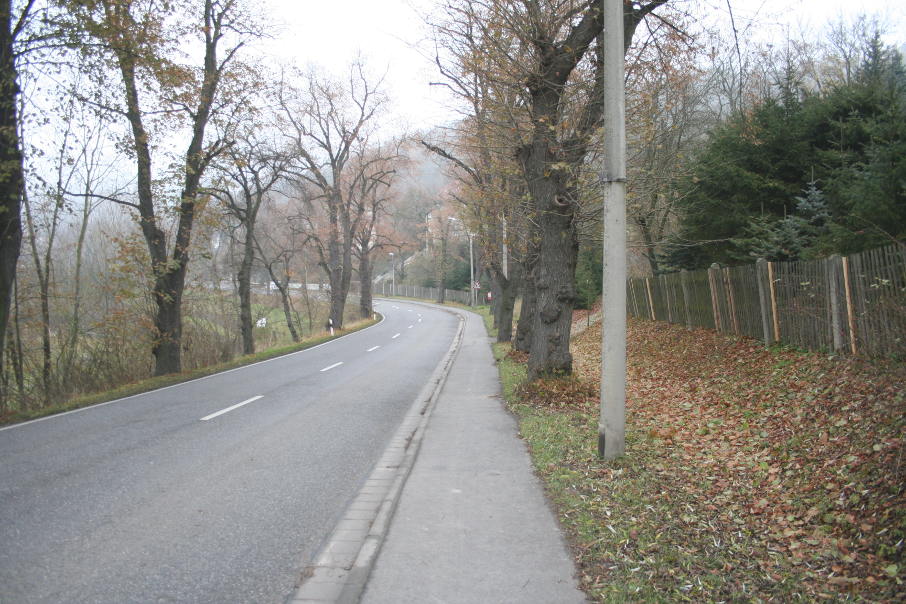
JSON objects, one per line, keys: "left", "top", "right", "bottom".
{"left": 289, "top": 304, "right": 466, "bottom": 604}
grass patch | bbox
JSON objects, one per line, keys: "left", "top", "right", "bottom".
{"left": 488, "top": 316, "right": 906, "bottom": 602}
{"left": 0, "top": 316, "right": 379, "bottom": 426}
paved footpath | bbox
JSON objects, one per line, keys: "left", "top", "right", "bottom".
{"left": 360, "top": 309, "right": 586, "bottom": 604}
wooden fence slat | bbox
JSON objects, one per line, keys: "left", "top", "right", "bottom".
{"left": 842, "top": 255, "right": 858, "bottom": 355}
{"left": 767, "top": 261, "right": 781, "bottom": 342}
{"left": 723, "top": 267, "right": 740, "bottom": 335}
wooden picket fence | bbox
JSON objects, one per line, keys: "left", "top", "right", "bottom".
{"left": 627, "top": 243, "right": 906, "bottom": 358}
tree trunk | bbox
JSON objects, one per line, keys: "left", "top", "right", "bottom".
{"left": 636, "top": 214, "right": 660, "bottom": 275}
{"left": 263, "top": 259, "right": 299, "bottom": 343}
{"left": 151, "top": 270, "right": 186, "bottom": 375}
{"left": 514, "top": 265, "right": 536, "bottom": 354}
{"left": 326, "top": 262, "right": 346, "bottom": 331}
{"left": 0, "top": 0, "right": 24, "bottom": 402}
{"left": 520, "top": 132, "right": 578, "bottom": 378}
{"left": 22, "top": 186, "right": 57, "bottom": 404}
{"left": 359, "top": 252, "right": 373, "bottom": 318}
{"left": 237, "top": 230, "right": 255, "bottom": 355}
{"left": 495, "top": 262, "right": 521, "bottom": 343}
{"left": 62, "top": 187, "right": 92, "bottom": 384}
{"left": 6, "top": 279, "right": 23, "bottom": 401}
{"left": 280, "top": 286, "right": 300, "bottom": 342}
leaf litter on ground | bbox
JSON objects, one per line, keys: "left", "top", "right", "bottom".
{"left": 501, "top": 315, "right": 905, "bottom": 602}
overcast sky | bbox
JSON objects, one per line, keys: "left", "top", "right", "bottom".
{"left": 253, "top": 0, "right": 906, "bottom": 133}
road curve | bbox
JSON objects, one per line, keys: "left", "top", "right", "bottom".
{"left": 0, "top": 300, "right": 459, "bottom": 604}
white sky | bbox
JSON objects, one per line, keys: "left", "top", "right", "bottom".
{"left": 253, "top": 0, "right": 905, "bottom": 133}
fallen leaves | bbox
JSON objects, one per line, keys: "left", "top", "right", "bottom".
{"left": 504, "top": 314, "right": 906, "bottom": 602}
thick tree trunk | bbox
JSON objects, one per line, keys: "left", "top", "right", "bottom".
{"left": 0, "top": 0, "right": 24, "bottom": 402}
{"left": 514, "top": 264, "right": 536, "bottom": 354}
{"left": 327, "top": 270, "right": 344, "bottom": 330}
{"left": 520, "top": 132, "right": 578, "bottom": 378}
{"left": 151, "top": 270, "right": 186, "bottom": 375}
{"left": 528, "top": 201, "right": 577, "bottom": 378}
{"left": 359, "top": 253, "right": 373, "bottom": 318}
{"left": 237, "top": 231, "right": 255, "bottom": 355}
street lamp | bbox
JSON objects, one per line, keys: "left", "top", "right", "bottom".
{"left": 389, "top": 252, "right": 395, "bottom": 297}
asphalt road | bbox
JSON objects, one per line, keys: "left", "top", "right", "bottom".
{"left": 0, "top": 300, "right": 459, "bottom": 604}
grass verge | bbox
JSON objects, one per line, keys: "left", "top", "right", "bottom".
{"left": 491, "top": 316, "right": 905, "bottom": 602}
{"left": 1, "top": 316, "right": 380, "bottom": 427}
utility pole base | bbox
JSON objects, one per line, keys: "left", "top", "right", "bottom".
{"left": 598, "top": 431, "right": 624, "bottom": 460}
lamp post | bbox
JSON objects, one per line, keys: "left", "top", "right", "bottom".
{"left": 389, "top": 252, "right": 395, "bottom": 297}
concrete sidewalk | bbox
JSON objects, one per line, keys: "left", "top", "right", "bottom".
{"left": 360, "top": 309, "right": 585, "bottom": 603}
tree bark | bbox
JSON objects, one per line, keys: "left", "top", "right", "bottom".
{"left": 237, "top": 229, "right": 255, "bottom": 355}
{"left": 358, "top": 252, "right": 372, "bottom": 318}
{"left": 494, "top": 261, "right": 521, "bottom": 343}
{"left": 514, "top": 259, "right": 536, "bottom": 354}
{"left": 103, "top": 0, "right": 234, "bottom": 376}
{"left": 0, "top": 0, "right": 27, "bottom": 402}
{"left": 517, "top": 1, "right": 665, "bottom": 379}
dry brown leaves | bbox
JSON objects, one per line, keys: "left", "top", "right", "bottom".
{"left": 533, "top": 316, "right": 905, "bottom": 600}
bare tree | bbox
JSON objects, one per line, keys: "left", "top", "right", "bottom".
{"left": 210, "top": 126, "right": 288, "bottom": 355}
{"left": 348, "top": 138, "right": 403, "bottom": 318}
{"left": 431, "top": 0, "right": 668, "bottom": 378}
{"left": 278, "top": 62, "right": 389, "bottom": 329}
{"left": 59, "top": 0, "right": 258, "bottom": 375}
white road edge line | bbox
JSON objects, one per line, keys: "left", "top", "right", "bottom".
{"left": 320, "top": 362, "right": 344, "bottom": 372}
{"left": 367, "top": 346, "right": 380, "bottom": 352}
{"left": 392, "top": 333, "right": 401, "bottom": 339}
{"left": 200, "top": 395, "right": 264, "bottom": 422}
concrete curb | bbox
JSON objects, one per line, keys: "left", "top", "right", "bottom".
{"left": 289, "top": 305, "right": 467, "bottom": 604}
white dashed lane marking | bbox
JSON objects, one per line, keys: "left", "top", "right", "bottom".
{"left": 200, "top": 395, "right": 264, "bottom": 421}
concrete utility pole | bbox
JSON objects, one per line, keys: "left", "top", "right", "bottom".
{"left": 598, "top": 0, "right": 627, "bottom": 460}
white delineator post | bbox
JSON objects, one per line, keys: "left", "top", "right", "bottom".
{"left": 599, "top": 0, "right": 627, "bottom": 460}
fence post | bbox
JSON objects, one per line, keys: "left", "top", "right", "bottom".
{"left": 842, "top": 256, "right": 858, "bottom": 355}
{"left": 644, "top": 277, "right": 656, "bottom": 320}
{"left": 708, "top": 263, "right": 723, "bottom": 332}
{"left": 755, "top": 259, "right": 773, "bottom": 346}
{"left": 827, "top": 255, "right": 845, "bottom": 352}
{"left": 680, "top": 269, "right": 692, "bottom": 330}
